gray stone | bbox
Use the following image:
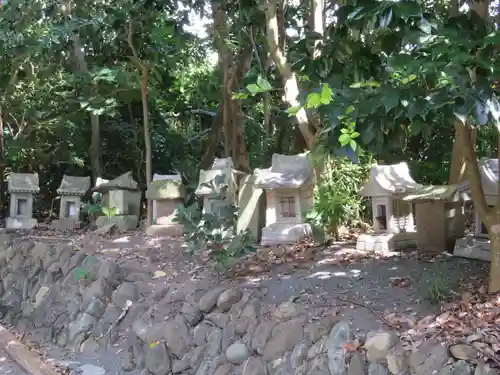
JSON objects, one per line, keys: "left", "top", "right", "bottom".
{"left": 369, "top": 363, "right": 389, "bottom": 375}
{"left": 132, "top": 317, "right": 151, "bottom": 342}
{"left": 217, "top": 288, "right": 242, "bottom": 312}
{"left": 193, "top": 322, "right": 213, "bottom": 346}
{"left": 291, "top": 340, "right": 310, "bottom": 368}
{"left": 195, "top": 361, "right": 211, "bottom": 375}
{"left": 206, "top": 328, "right": 223, "bottom": 358}
{"left": 304, "top": 314, "right": 339, "bottom": 343}
{"left": 33, "top": 286, "right": 51, "bottom": 309}
{"left": 439, "top": 361, "right": 473, "bottom": 375}
{"left": 348, "top": 353, "right": 366, "bottom": 375}
{"left": 251, "top": 320, "right": 275, "bottom": 354}
{"left": 172, "top": 357, "right": 190, "bottom": 374}
{"left": 98, "top": 261, "right": 122, "bottom": 287}
{"left": 409, "top": 340, "right": 449, "bottom": 375}
{"left": 199, "top": 287, "right": 226, "bottom": 313}
{"left": 386, "top": 345, "right": 409, "bottom": 375}
{"left": 241, "top": 357, "right": 268, "bottom": 375}
{"left": 112, "top": 282, "right": 138, "bottom": 308}
{"left": 181, "top": 302, "right": 203, "bottom": 326}
{"left": 85, "top": 297, "right": 106, "bottom": 318}
{"left": 83, "top": 279, "right": 109, "bottom": 305}
{"left": 68, "top": 313, "right": 97, "bottom": 342}
{"left": 164, "top": 315, "right": 191, "bottom": 359}
{"left": 207, "top": 311, "right": 230, "bottom": 328}
{"left": 122, "top": 348, "right": 136, "bottom": 372}
{"left": 145, "top": 342, "right": 171, "bottom": 375}
{"left": 326, "top": 321, "right": 352, "bottom": 375}
{"left": 225, "top": 342, "right": 250, "bottom": 364}
{"left": 214, "top": 363, "right": 234, "bottom": 375}
{"left": 273, "top": 301, "right": 300, "bottom": 321}
{"left": 190, "top": 346, "right": 205, "bottom": 369}
{"left": 308, "top": 336, "right": 327, "bottom": 359}
{"left": 364, "top": 330, "right": 399, "bottom": 362}
{"left": 474, "top": 362, "right": 496, "bottom": 375}
{"left": 222, "top": 322, "right": 236, "bottom": 351}
{"left": 263, "top": 319, "right": 304, "bottom": 360}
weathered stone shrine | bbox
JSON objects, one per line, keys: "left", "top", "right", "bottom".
{"left": 52, "top": 175, "right": 91, "bottom": 230}
{"left": 254, "top": 152, "right": 314, "bottom": 246}
{"left": 145, "top": 173, "right": 186, "bottom": 236}
{"left": 454, "top": 158, "right": 497, "bottom": 262}
{"left": 92, "top": 171, "right": 141, "bottom": 232}
{"left": 6, "top": 172, "right": 39, "bottom": 229}
{"left": 195, "top": 157, "right": 240, "bottom": 216}
{"left": 403, "top": 185, "right": 466, "bottom": 253}
{"left": 356, "top": 162, "right": 421, "bottom": 252}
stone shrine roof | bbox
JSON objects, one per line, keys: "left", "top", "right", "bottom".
{"left": 146, "top": 174, "right": 185, "bottom": 200}
{"left": 254, "top": 152, "right": 313, "bottom": 190}
{"left": 92, "top": 171, "right": 139, "bottom": 193}
{"left": 57, "top": 175, "right": 91, "bottom": 196}
{"left": 402, "top": 184, "right": 469, "bottom": 202}
{"left": 195, "top": 158, "right": 238, "bottom": 196}
{"left": 359, "top": 162, "right": 422, "bottom": 197}
{"left": 8, "top": 172, "right": 40, "bottom": 193}
{"left": 457, "top": 158, "right": 498, "bottom": 197}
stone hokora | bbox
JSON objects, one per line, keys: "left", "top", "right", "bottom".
{"left": 145, "top": 173, "right": 186, "bottom": 237}
{"left": 254, "top": 152, "right": 314, "bottom": 246}
{"left": 52, "top": 175, "right": 91, "bottom": 230}
{"left": 356, "top": 162, "right": 420, "bottom": 252}
{"left": 6, "top": 172, "right": 40, "bottom": 229}
{"left": 92, "top": 171, "right": 141, "bottom": 232}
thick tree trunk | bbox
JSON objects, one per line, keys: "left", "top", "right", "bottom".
{"left": 264, "top": 0, "right": 318, "bottom": 150}
{"left": 448, "top": 128, "right": 476, "bottom": 184}
{"left": 455, "top": 120, "right": 500, "bottom": 292}
{"left": 0, "top": 107, "right": 5, "bottom": 216}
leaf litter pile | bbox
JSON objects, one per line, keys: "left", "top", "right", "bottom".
{"left": 383, "top": 289, "right": 500, "bottom": 367}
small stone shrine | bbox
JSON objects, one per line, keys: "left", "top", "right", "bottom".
{"left": 254, "top": 152, "right": 314, "bottom": 246}
{"left": 52, "top": 175, "right": 91, "bottom": 230}
{"left": 356, "top": 162, "right": 421, "bottom": 252}
{"left": 145, "top": 173, "right": 186, "bottom": 236}
{"left": 6, "top": 172, "right": 39, "bottom": 229}
{"left": 92, "top": 171, "right": 141, "bottom": 232}
{"left": 195, "top": 157, "right": 240, "bottom": 215}
{"left": 403, "top": 185, "right": 466, "bottom": 253}
{"left": 453, "top": 158, "right": 497, "bottom": 261}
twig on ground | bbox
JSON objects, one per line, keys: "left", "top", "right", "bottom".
{"left": 337, "top": 296, "right": 396, "bottom": 328}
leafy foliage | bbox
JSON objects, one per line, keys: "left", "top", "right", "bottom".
{"left": 306, "top": 156, "right": 371, "bottom": 240}
{"left": 173, "top": 175, "right": 255, "bottom": 269}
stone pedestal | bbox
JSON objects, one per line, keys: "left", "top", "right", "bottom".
{"left": 96, "top": 215, "right": 139, "bottom": 233}
{"left": 356, "top": 232, "right": 417, "bottom": 252}
{"left": 6, "top": 217, "right": 38, "bottom": 230}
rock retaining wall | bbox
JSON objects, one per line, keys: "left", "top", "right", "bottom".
{"left": 0, "top": 233, "right": 494, "bottom": 375}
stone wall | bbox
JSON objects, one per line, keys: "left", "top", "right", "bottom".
{"left": 0, "top": 233, "right": 491, "bottom": 375}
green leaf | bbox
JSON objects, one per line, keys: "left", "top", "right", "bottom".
{"left": 246, "top": 84, "right": 260, "bottom": 94}
{"left": 306, "top": 92, "right": 322, "bottom": 108}
{"left": 339, "top": 133, "right": 351, "bottom": 146}
{"left": 383, "top": 89, "right": 400, "bottom": 113}
{"left": 350, "top": 140, "right": 357, "bottom": 151}
{"left": 351, "top": 131, "right": 360, "bottom": 139}
{"left": 286, "top": 106, "right": 301, "bottom": 116}
{"left": 232, "top": 92, "right": 249, "bottom": 100}
{"left": 256, "top": 76, "right": 272, "bottom": 91}
{"left": 395, "top": 1, "right": 422, "bottom": 21}
{"left": 320, "top": 84, "right": 333, "bottom": 105}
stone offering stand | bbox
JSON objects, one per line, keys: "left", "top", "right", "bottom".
{"left": 0, "top": 231, "right": 493, "bottom": 375}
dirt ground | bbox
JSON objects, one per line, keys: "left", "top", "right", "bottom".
{"left": 17, "top": 229, "right": 492, "bottom": 374}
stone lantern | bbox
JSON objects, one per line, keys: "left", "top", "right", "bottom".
{"left": 6, "top": 172, "right": 39, "bottom": 229}
{"left": 52, "top": 175, "right": 91, "bottom": 230}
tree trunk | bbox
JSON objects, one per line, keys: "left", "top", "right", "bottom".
{"left": 71, "top": 35, "right": 101, "bottom": 183}
{"left": 264, "top": 0, "right": 318, "bottom": 150}
{"left": 140, "top": 66, "right": 153, "bottom": 226}
{"left": 0, "top": 107, "right": 5, "bottom": 216}
{"left": 448, "top": 128, "right": 476, "bottom": 184}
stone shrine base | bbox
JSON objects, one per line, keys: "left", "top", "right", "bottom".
{"left": 260, "top": 222, "right": 312, "bottom": 246}
{"left": 95, "top": 215, "right": 138, "bottom": 232}
{"left": 6, "top": 217, "right": 37, "bottom": 230}
{"left": 356, "top": 232, "right": 417, "bottom": 252}
{"left": 51, "top": 218, "right": 81, "bottom": 231}
{"left": 453, "top": 236, "right": 491, "bottom": 262}
{"left": 145, "top": 224, "right": 183, "bottom": 237}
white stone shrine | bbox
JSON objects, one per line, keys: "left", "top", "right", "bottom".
{"left": 454, "top": 158, "right": 497, "bottom": 262}
{"left": 195, "top": 158, "right": 240, "bottom": 215}
{"left": 145, "top": 173, "right": 186, "bottom": 236}
{"left": 254, "top": 152, "right": 314, "bottom": 246}
{"left": 52, "top": 175, "right": 91, "bottom": 230}
{"left": 6, "top": 172, "right": 39, "bottom": 229}
{"left": 356, "top": 162, "right": 421, "bottom": 252}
